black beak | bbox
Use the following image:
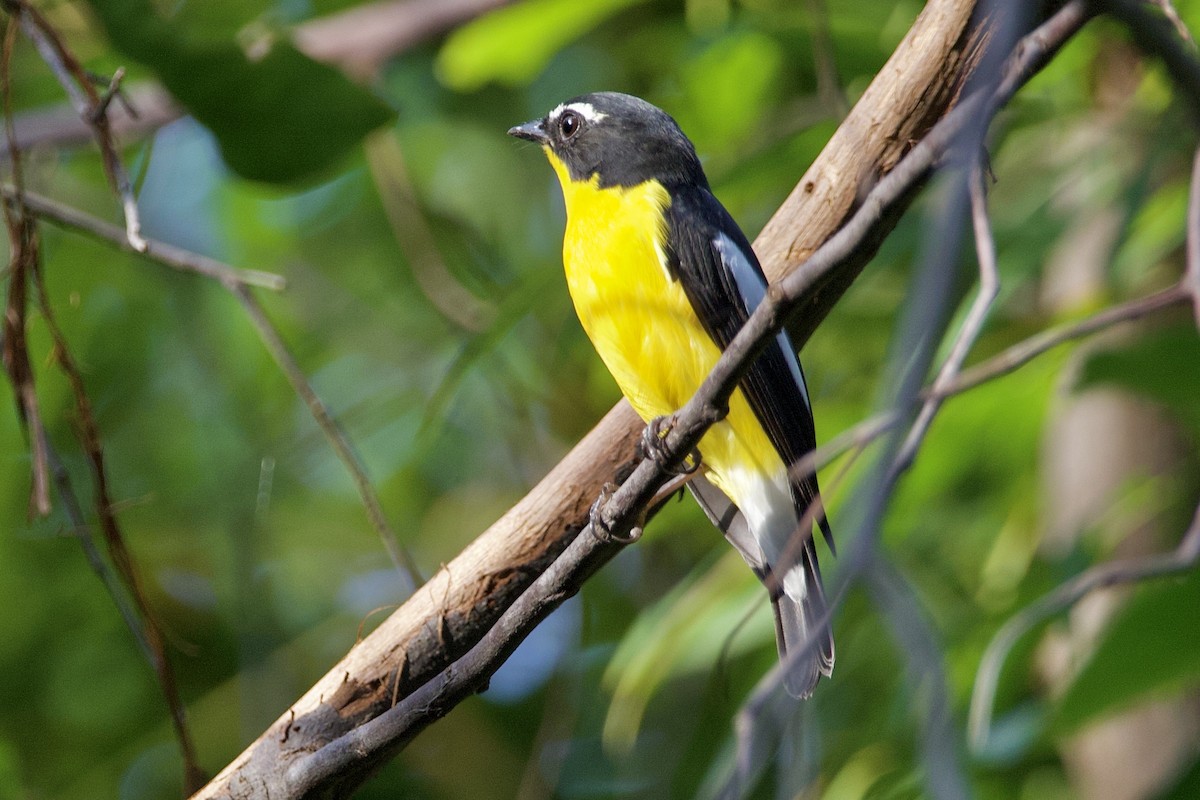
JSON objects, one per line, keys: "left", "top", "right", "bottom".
{"left": 508, "top": 119, "right": 548, "bottom": 144}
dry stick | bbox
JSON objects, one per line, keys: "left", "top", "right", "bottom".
{"left": 222, "top": 281, "right": 423, "bottom": 584}
{"left": 1149, "top": 0, "right": 1195, "bottom": 46}
{"left": 1187, "top": 146, "right": 1200, "bottom": 328}
{"left": 6, "top": 0, "right": 146, "bottom": 251}
{"left": 287, "top": 5, "right": 1091, "bottom": 795}
{"left": 30, "top": 251, "right": 206, "bottom": 790}
{"left": 969, "top": 145, "right": 1200, "bottom": 752}
{"left": 947, "top": 283, "right": 1190, "bottom": 392}
{"left": 969, "top": 500, "right": 1200, "bottom": 749}
{"left": 1094, "top": 0, "right": 1200, "bottom": 121}
{"left": 0, "top": 182, "right": 417, "bottom": 582}
{"left": 43, "top": 441, "right": 154, "bottom": 660}
{"left": 1, "top": 19, "right": 50, "bottom": 516}
{"left": 0, "top": 186, "right": 286, "bottom": 290}
{"left": 786, "top": 283, "right": 1193, "bottom": 488}
{"left": 894, "top": 159, "right": 1000, "bottom": 473}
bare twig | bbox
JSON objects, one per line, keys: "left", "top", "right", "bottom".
{"left": 1149, "top": 1, "right": 1194, "bottom": 46}
{"left": 1186, "top": 146, "right": 1200, "bottom": 328}
{"left": 867, "top": 558, "right": 970, "bottom": 800}
{"left": 893, "top": 158, "right": 1001, "bottom": 473}
{"left": 718, "top": 6, "right": 1086, "bottom": 797}
{"left": 947, "top": 283, "right": 1190, "bottom": 393}
{"left": 6, "top": 0, "right": 146, "bottom": 250}
{"left": 1, "top": 18, "right": 51, "bottom": 516}
{"left": 783, "top": 283, "right": 1192, "bottom": 490}
{"left": 1093, "top": 0, "right": 1200, "bottom": 120}
{"left": 26, "top": 186, "right": 206, "bottom": 796}
{"left": 224, "top": 282, "right": 423, "bottom": 585}
{"left": 3, "top": 12, "right": 202, "bottom": 788}
{"left": 44, "top": 441, "right": 154, "bottom": 666}
{"left": 0, "top": 185, "right": 286, "bottom": 290}
{"left": 969, "top": 500, "right": 1200, "bottom": 749}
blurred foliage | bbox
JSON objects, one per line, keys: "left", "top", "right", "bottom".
{"left": 85, "top": 0, "right": 394, "bottom": 180}
{"left": 2, "top": 0, "right": 1200, "bottom": 798}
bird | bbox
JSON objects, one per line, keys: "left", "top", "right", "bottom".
{"left": 509, "top": 91, "right": 833, "bottom": 698}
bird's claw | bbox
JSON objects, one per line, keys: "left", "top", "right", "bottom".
{"left": 589, "top": 482, "right": 642, "bottom": 544}
{"left": 639, "top": 415, "right": 701, "bottom": 475}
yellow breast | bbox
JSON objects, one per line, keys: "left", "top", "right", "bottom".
{"left": 546, "top": 151, "right": 785, "bottom": 505}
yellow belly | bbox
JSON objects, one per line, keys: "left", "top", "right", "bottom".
{"left": 548, "top": 153, "right": 786, "bottom": 509}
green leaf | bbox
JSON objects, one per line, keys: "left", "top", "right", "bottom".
{"left": 1076, "top": 322, "right": 1200, "bottom": 435}
{"left": 436, "top": 0, "right": 648, "bottom": 90}
{"left": 1055, "top": 567, "right": 1200, "bottom": 732}
{"left": 86, "top": 0, "right": 394, "bottom": 182}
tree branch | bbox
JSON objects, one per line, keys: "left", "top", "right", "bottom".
{"left": 969, "top": 499, "right": 1200, "bottom": 749}
{"left": 0, "top": 186, "right": 286, "bottom": 290}
{"left": 3, "top": 0, "right": 146, "bottom": 250}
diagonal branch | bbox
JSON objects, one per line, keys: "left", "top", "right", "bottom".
{"left": 4, "top": 0, "right": 146, "bottom": 250}
{"left": 0, "top": 183, "right": 422, "bottom": 585}
{"left": 969, "top": 499, "right": 1200, "bottom": 749}
{"left": 893, "top": 158, "right": 1001, "bottom": 473}
{"left": 222, "top": 281, "right": 423, "bottom": 584}
{"left": 783, "top": 282, "right": 1192, "bottom": 490}
{"left": 1186, "top": 146, "right": 1200, "bottom": 328}
{"left": 0, "top": 185, "right": 286, "bottom": 290}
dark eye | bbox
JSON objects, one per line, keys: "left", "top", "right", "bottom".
{"left": 559, "top": 110, "right": 582, "bottom": 139}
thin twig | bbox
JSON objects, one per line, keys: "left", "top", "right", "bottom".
{"left": 1, "top": 17, "right": 51, "bottom": 516}
{"left": 946, "top": 283, "right": 1190, "bottom": 393}
{"left": 783, "top": 282, "right": 1192, "bottom": 490}
{"left": 1093, "top": 0, "right": 1200, "bottom": 120}
{"left": 720, "top": 6, "right": 1077, "bottom": 796}
{"left": 224, "top": 282, "right": 423, "bottom": 585}
{"left": 867, "top": 558, "right": 970, "bottom": 800}
{"left": 1186, "top": 146, "right": 1200, "bottom": 329}
{"left": 8, "top": 0, "right": 146, "bottom": 250}
{"left": 0, "top": 185, "right": 286, "bottom": 290}
{"left": 1, "top": 185, "right": 418, "bottom": 588}
{"left": 894, "top": 159, "right": 1001, "bottom": 473}
{"left": 27, "top": 205, "right": 206, "bottom": 792}
{"left": 969, "top": 500, "right": 1200, "bottom": 750}
{"left": 0, "top": 183, "right": 414, "bottom": 582}
{"left": 1149, "top": 0, "right": 1195, "bottom": 46}
{"left": 44, "top": 441, "right": 153, "bottom": 664}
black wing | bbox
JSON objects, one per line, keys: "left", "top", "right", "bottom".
{"left": 663, "top": 185, "right": 832, "bottom": 548}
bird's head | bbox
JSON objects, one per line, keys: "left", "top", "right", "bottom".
{"left": 508, "top": 92, "right": 707, "bottom": 190}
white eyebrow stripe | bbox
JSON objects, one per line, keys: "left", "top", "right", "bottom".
{"left": 562, "top": 102, "right": 607, "bottom": 123}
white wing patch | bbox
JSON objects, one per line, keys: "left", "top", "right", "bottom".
{"left": 713, "top": 232, "right": 811, "bottom": 413}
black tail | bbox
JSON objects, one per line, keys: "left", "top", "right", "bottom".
{"left": 770, "top": 537, "right": 835, "bottom": 698}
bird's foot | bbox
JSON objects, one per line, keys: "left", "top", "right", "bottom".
{"left": 639, "top": 415, "right": 701, "bottom": 475}
{"left": 589, "top": 482, "right": 643, "bottom": 544}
